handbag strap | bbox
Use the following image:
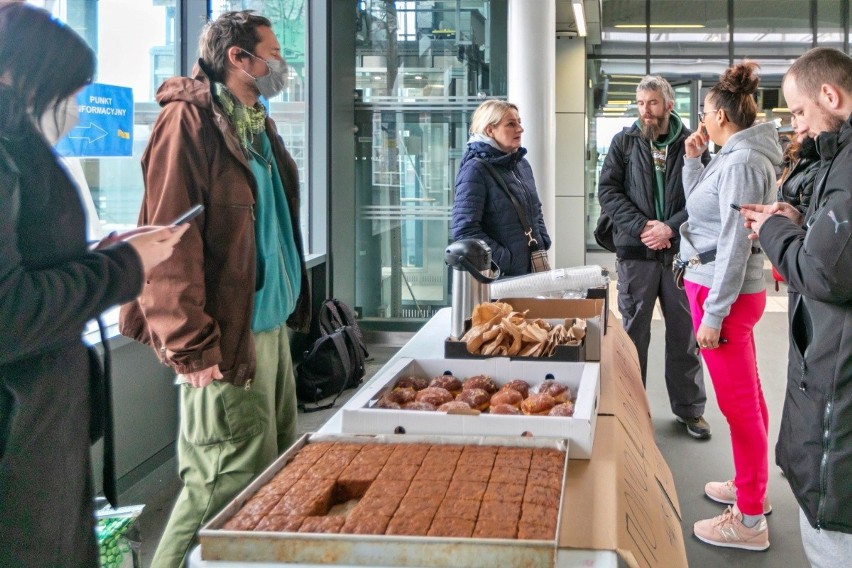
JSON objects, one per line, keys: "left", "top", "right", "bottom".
{"left": 95, "top": 317, "right": 118, "bottom": 509}
{"left": 473, "top": 158, "right": 539, "bottom": 249}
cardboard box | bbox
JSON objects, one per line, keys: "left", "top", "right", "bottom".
{"left": 500, "top": 297, "right": 607, "bottom": 361}
{"left": 339, "top": 357, "right": 600, "bottom": 458}
{"left": 555, "top": 311, "right": 685, "bottom": 568}
{"left": 559, "top": 416, "right": 686, "bottom": 568}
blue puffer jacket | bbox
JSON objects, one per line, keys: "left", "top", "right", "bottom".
{"left": 452, "top": 142, "right": 551, "bottom": 277}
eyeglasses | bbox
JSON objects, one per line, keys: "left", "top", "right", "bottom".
{"left": 698, "top": 109, "right": 720, "bottom": 123}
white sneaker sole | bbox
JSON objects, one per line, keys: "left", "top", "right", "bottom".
{"left": 694, "top": 532, "right": 770, "bottom": 551}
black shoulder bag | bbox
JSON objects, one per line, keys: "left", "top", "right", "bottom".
{"left": 594, "top": 129, "right": 634, "bottom": 253}
{"left": 473, "top": 158, "right": 551, "bottom": 272}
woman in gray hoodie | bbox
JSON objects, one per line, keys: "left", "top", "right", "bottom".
{"left": 678, "top": 61, "right": 782, "bottom": 551}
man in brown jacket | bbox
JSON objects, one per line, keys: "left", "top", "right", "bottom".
{"left": 119, "top": 11, "right": 310, "bottom": 568}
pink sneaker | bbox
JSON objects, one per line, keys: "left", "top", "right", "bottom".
{"left": 704, "top": 480, "right": 772, "bottom": 514}
{"left": 694, "top": 505, "right": 769, "bottom": 551}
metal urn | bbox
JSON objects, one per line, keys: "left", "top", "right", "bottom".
{"left": 444, "top": 238, "right": 500, "bottom": 340}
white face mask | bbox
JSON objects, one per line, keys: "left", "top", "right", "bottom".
{"left": 241, "top": 49, "right": 288, "bottom": 99}
{"left": 39, "top": 96, "right": 79, "bottom": 145}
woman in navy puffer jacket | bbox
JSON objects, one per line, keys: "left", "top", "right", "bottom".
{"left": 452, "top": 100, "right": 551, "bottom": 277}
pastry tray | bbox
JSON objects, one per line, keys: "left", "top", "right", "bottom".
{"left": 199, "top": 433, "right": 569, "bottom": 567}
{"left": 340, "top": 357, "right": 600, "bottom": 458}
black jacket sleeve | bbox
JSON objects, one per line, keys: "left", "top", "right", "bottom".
{"left": 760, "top": 183, "right": 852, "bottom": 304}
{"left": 597, "top": 132, "right": 649, "bottom": 238}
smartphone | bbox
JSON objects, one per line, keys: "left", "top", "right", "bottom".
{"left": 170, "top": 204, "right": 204, "bottom": 226}
{"left": 730, "top": 203, "right": 742, "bottom": 211}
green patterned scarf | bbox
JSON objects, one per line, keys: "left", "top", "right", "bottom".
{"left": 213, "top": 83, "right": 267, "bottom": 149}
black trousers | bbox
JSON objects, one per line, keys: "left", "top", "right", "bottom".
{"left": 615, "top": 258, "right": 707, "bottom": 418}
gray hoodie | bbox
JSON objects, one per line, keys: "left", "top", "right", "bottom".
{"left": 679, "top": 121, "right": 783, "bottom": 329}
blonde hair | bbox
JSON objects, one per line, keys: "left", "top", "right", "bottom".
{"left": 469, "top": 100, "right": 519, "bottom": 136}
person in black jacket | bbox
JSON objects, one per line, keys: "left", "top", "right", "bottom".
{"left": 777, "top": 131, "right": 819, "bottom": 214}
{"left": 452, "top": 100, "right": 551, "bottom": 277}
{"left": 598, "top": 76, "right": 712, "bottom": 439}
{"left": 741, "top": 47, "right": 852, "bottom": 567}
{"left": 0, "top": 5, "right": 187, "bottom": 566}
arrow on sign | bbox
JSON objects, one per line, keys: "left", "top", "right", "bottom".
{"left": 68, "top": 122, "right": 108, "bottom": 144}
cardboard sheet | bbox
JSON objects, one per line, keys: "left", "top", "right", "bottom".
{"left": 559, "top": 417, "right": 687, "bottom": 568}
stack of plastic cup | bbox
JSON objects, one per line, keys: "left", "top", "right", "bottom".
{"left": 490, "top": 265, "right": 610, "bottom": 299}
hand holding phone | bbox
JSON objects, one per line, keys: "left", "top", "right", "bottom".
{"left": 170, "top": 204, "right": 204, "bottom": 226}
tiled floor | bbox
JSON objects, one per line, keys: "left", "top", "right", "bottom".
{"left": 126, "top": 266, "right": 807, "bottom": 567}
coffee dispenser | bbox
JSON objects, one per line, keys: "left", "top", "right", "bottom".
{"left": 444, "top": 239, "right": 500, "bottom": 340}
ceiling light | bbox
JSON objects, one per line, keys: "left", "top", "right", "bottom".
{"left": 607, "top": 100, "right": 632, "bottom": 105}
{"left": 572, "top": 1, "right": 587, "bottom": 37}
{"left": 614, "top": 24, "right": 706, "bottom": 29}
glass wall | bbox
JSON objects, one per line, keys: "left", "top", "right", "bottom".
{"left": 27, "top": 0, "right": 178, "bottom": 237}
{"left": 29, "top": 1, "right": 313, "bottom": 253}
{"left": 353, "top": 1, "right": 506, "bottom": 320}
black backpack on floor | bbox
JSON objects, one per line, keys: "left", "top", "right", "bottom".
{"left": 296, "top": 299, "right": 369, "bottom": 412}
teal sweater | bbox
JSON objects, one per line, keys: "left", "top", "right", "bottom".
{"left": 249, "top": 131, "right": 302, "bottom": 332}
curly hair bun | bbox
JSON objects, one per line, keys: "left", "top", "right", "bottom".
{"left": 718, "top": 61, "right": 761, "bottom": 95}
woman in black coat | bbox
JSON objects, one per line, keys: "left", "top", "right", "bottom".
{"left": 0, "top": 5, "right": 187, "bottom": 566}
{"left": 777, "top": 133, "right": 820, "bottom": 214}
{"left": 452, "top": 100, "right": 551, "bottom": 277}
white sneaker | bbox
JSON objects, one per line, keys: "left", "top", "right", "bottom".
{"left": 694, "top": 505, "right": 769, "bottom": 551}
{"left": 704, "top": 480, "right": 772, "bottom": 515}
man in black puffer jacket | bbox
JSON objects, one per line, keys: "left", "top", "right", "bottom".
{"left": 598, "top": 76, "right": 712, "bottom": 439}
{"left": 742, "top": 47, "right": 852, "bottom": 566}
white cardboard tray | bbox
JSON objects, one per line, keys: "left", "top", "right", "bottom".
{"left": 340, "top": 357, "right": 600, "bottom": 459}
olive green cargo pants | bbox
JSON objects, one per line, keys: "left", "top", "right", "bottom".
{"left": 151, "top": 325, "right": 297, "bottom": 568}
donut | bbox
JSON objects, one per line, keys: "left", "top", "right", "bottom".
{"left": 384, "top": 387, "right": 417, "bottom": 405}
{"left": 490, "top": 403, "right": 521, "bottom": 415}
{"left": 490, "top": 388, "right": 523, "bottom": 408}
{"left": 549, "top": 401, "right": 575, "bottom": 417}
{"left": 437, "top": 400, "right": 473, "bottom": 412}
{"left": 375, "top": 397, "right": 401, "bottom": 409}
{"left": 501, "top": 379, "right": 530, "bottom": 399}
{"left": 462, "top": 375, "right": 498, "bottom": 395}
{"left": 537, "top": 381, "right": 571, "bottom": 404}
{"left": 415, "top": 387, "right": 454, "bottom": 407}
{"left": 429, "top": 374, "right": 463, "bottom": 395}
{"left": 456, "top": 387, "right": 490, "bottom": 412}
{"left": 394, "top": 376, "right": 429, "bottom": 391}
{"left": 520, "top": 393, "right": 556, "bottom": 416}
{"left": 402, "top": 401, "right": 436, "bottom": 411}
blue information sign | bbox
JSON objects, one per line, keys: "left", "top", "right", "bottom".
{"left": 56, "top": 83, "right": 134, "bottom": 158}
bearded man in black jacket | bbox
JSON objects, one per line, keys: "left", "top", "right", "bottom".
{"left": 598, "top": 76, "right": 712, "bottom": 440}
{"left": 741, "top": 47, "right": 852, "bottom": 567}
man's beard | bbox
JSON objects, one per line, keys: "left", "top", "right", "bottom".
{"left": 822, "top": 109, "right": 846, "bottom": 135}
{"left": 640, "top": 115, "right": 669, "bottom": 141}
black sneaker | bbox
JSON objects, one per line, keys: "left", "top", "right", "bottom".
{"left": 676, "top": 415, "right": 712, "bottom": 439}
